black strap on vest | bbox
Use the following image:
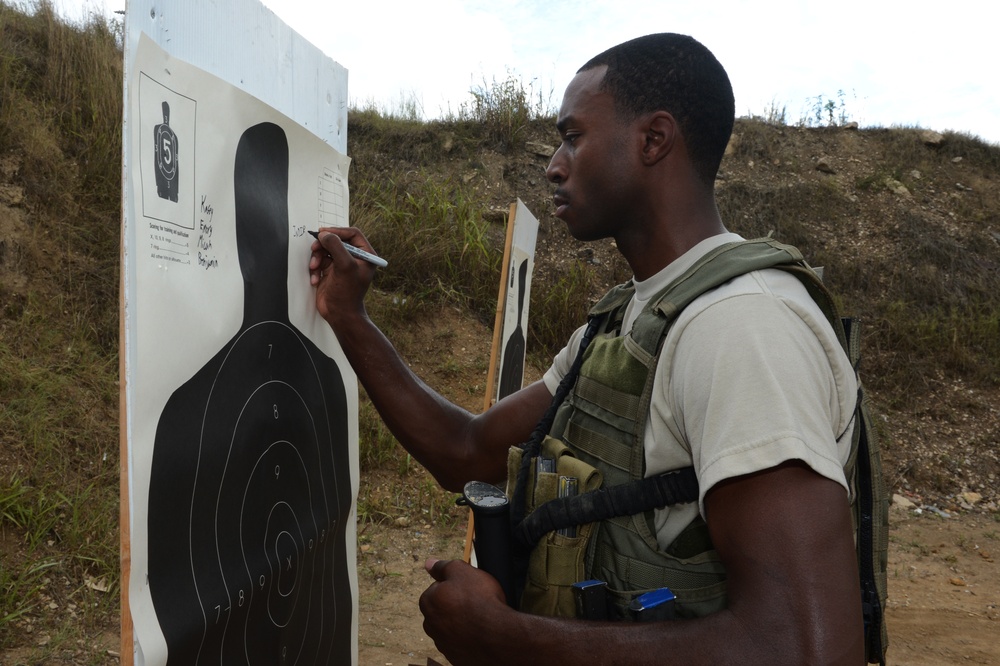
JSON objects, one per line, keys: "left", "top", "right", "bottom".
{"left": 510, "top": 315, "right": 602, "bottom": 530}
{"left": 857, "top": 388, "right": 884, "bottom": 665}
{"left": 514, "top": 466, "right": 699, "bottom": 548}
{"left": 843, "top": 319, "right": 886, "bottom": 665}
{"left": 508, "top": 315, "right": 603, "bottom": 603}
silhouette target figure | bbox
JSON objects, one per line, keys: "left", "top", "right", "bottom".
{"left": 497, "top": 258, "right": 528, "bottom": 400}
{"left": 148, "top": 122, "right": 352, "bottom": 665}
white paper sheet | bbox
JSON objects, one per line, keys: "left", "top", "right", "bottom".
{"left": 124, "top": 34, "right": 359, "bottom": 665}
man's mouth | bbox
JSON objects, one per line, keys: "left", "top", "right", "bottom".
{"left": 552, "top": 192, "right": 569, "bottom": 217}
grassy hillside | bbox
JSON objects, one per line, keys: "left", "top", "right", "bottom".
{"left": 1, "top": 0, "right": 123, "bottom": 656}
{"left": 1, "top": 1, "right": 999, "bottom": 660}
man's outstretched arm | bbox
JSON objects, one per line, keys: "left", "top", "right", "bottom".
{"left": 310, "top": 227, "right": 551, "bottom": 490}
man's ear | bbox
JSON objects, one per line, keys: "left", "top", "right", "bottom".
{"left": 641, "top": 111, "right": 676, "bottom": 166}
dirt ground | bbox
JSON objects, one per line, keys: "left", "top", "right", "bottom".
{"left": 1, "top": 489, "right": 995, "bottom": 665}
{"left": 355, "top": 500, "right": 1000, "bottom": 666}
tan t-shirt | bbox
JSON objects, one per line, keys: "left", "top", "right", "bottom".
{"left": 543, "top": 233, "right": 858, "bottom": 549}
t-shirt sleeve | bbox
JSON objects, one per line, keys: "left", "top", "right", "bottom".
{"left": 667, "top": 290, "right": 855, "bottom": 516}
{"left": 542, "top": 323, "right": 588, "bottom": 396}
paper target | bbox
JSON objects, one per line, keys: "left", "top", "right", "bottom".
{"left": 146, "top": 122, "right": 352, "bottom": 664}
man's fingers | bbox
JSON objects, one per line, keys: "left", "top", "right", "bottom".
{"left": 316, "top": 231, "right": 348, "bottom": 264}
{"left": 425, "top": 557, "right": 448, "bottom": 581}
{"left": 317, "top": 226, "right": 375, "bottom": 254}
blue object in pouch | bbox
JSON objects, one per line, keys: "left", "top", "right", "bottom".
{"left": 628, "top": 587, "right": 676, "bottom": 622}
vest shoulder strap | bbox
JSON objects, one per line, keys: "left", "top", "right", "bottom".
{"left": 841, "top": 317, "right": 890, "bottom": 665}
{"left": 630, "top": 238, "right": 812, "bottom": 356}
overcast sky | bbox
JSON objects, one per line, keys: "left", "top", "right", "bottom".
{"left": 57, "top": 0, "right": 999, "bottom": 145}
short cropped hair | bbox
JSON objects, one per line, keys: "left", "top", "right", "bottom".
{"left": 580, "top": 33, "right": 734, "bottom": 185}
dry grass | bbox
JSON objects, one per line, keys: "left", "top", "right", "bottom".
{"left": 1, "top": 0, "right": 121, "bottom": 651}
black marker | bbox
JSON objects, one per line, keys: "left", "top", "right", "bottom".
{"left": 308, "top": 230, "right": 387, "bottom": 268}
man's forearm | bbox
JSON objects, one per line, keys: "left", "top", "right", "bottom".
{"left": 438, "top": 598, "right": 865, "bottom": 666}
{"left": 429, "top": 598, "right": 785, "bottom": 666}
{"left": 332, "top": 309, "right": 489, "bottom": 489}
{"left": 310, "top": 227, "right": 537, "bottom": 489}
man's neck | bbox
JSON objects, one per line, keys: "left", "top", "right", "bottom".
{"left": 618, "top": 199, "right": 727, "bottom": 281}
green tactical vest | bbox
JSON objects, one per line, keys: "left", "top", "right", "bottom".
{"left": 514, "top": 238, "right": 888, "bottom": 663}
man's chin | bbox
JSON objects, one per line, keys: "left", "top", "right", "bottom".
{"left": 565, "top": 224, "right": 606, "bottom": 243}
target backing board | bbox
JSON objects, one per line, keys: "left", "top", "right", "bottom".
{"left": 122, "top": 34, "right": 358, "bottom": 666}
{"left": 494, "top": 199, "right": 539, "bottom": 402}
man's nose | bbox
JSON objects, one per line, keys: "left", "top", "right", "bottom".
{"left": 545, "top": 145, "right": 565, "bottom": 184}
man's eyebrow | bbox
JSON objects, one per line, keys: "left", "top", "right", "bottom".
{"left": 556, "top": 115, "right": 575, "bottom": 134}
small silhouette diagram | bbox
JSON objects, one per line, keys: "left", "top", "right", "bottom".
{"left": 154, "top": 101, "right": 179, "bottom": 202}
{"left": 147, "top": 122, "right": 353, "bottom": 665}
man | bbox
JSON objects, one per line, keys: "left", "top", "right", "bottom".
{"left": 310, "top": 33, "right": 864, "bottom": 665}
